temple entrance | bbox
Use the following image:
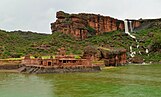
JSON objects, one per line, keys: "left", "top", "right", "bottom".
{"left": 48, "top": 62, "right": 52, "bottom": 66}
{"left": 40, "top": 61, "right": 43, "bottom": 65}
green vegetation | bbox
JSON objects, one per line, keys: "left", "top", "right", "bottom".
{"left": 0, "top": 30, "right": 51, "bottom": 58}
{"left": 86, "top": 26, "right": 96, "bottom": 37}
{"left": 0, "top": 57, "right": 23, "bottom": 61}
{"left": 135, "top": 28, "right": 161, "bottom": 62}
{"left": 0, "top": 28, "right": 161, "bottom": 62}
{"left": 74, "top": 55, "right": 81, "bottom": 59}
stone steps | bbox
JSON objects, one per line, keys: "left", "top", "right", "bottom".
{"left": 18, "top": 66, "right": 26, "bottom": 72}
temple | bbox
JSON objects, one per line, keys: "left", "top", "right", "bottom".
{"left": 20, "top": 47, "right": 100, "bottom": 73}
{"left": 19, "top": 46, "right": 127, "bottom": 73}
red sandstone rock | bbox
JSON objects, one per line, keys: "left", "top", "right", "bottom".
{"left": 51, "top": 11, "right": 141, "bottom": 40}
{"left": 56, "top": 11, "right": 68, "bottom": 18}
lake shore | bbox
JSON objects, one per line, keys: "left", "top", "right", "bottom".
{"left": 0, "top": 60, "right": 160, "bottom": 73}
{"left": 0, "top": 63, "right": 20, "bottom": 73}
{"left": 0, "top": 69, "right": 19, "bottom": 73}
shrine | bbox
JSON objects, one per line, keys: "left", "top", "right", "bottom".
{"left": 20, "top": 47, "right": 100, "bottom": 73}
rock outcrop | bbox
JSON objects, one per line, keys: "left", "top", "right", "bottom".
{"left": 51, "top": 11, "right": 141, "bottom": 40}
{"left": 135, "top": 18, "right": 161, "bottom": 30}
{"left": 82, "top": 46, "right": 127, "bottom": 66}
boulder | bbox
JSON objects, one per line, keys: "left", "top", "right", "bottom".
{"left": 131, "top": 56, "right": 144, "bottom": 63}
{"left": 148, "top": 32, "right": 154, "bottom": 37}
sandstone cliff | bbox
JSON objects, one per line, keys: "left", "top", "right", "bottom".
{"left": 51, "top": 11, "right": 141, "bottom": 40}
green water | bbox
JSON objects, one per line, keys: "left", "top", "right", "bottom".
{"left": 0, "top": 64, "right": 161, "bottom": 97}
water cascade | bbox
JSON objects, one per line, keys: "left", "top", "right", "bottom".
{"left": 129, "top": 21, "right": 133, "bottom": 32}
{"left": 130, "top": 46, "right": 136, "bottom": 57}
{"left": 124, "top": 20, "right": 129, "bottom": 33}
{"left": 124, "top": 20, "right": 141, "bottom": 58}
{"left": 146, "top": 49, "right": 149, "bottom": 53}
{"left": 146, "top": 49, "right": 149, "bottom": 56}
{"left": 124, "top": 20, "right": 136, "bottom": 39}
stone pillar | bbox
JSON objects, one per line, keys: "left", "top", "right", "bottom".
{"left": 115, "top": 55, "right": 119, "bottom": 66}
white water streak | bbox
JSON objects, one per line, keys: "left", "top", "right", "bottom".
{"left": 129, "top": 21, "right": 133, "bottom": 32}
{"left": 124, "top": 20, "right": 136, "bottom": 39}
{"left": 124, "top": 20, "right": 142, "bottom": 57}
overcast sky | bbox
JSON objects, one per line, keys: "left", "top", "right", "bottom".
{"left": 0, "top": 0, "right": 161, "bottom": 34}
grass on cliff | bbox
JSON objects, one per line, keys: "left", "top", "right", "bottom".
{"left": 0, "top": 28, "right": 161, "bottom": 62}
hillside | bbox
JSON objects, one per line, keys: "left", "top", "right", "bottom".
{"left": 0, "top": 27, "right": 161, "bottom": 62}
{"left": 0, "top": 30, "right": 50, "bottom": 58}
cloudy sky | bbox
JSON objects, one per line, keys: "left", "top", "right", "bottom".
{"left": 0, "top": 0, "right": 161, "bottom": 34}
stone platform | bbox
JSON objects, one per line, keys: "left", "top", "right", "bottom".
{"left": 19, "top": 65, "right": 101, "bottom": 74}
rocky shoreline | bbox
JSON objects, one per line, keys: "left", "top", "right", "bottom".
{"left": 0, "top": 65, "right": 20, "bottom": 73}
{"left": 1, "top": 62, "right": 159, "bottom": 74}
{"left": 0, "top": 65, "right": 20, "bottom": 70}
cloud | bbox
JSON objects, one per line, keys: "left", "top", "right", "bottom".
{"left": 0, "top": 0, "right": 161, "bottom": 34}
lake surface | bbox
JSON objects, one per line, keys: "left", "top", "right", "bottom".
{"left": 0, "top": 64, "right": 161, "bottom": 97}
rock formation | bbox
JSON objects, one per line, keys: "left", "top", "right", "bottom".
{"left": 51, "top": 11, "right": 141, "bottom": 40}
{"left": 82, "top": 46, "right": 127, "bottom": 66}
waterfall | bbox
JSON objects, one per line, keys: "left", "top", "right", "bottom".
{"left": 136, "top": 40, "right": 139, "bottom": 48}
{"left": 124, "top": 20, "right": 141, "bottom": 58}
{"left": 139, "top": 51, "right": 142, "bottom": 55}
{"left": 124, "top": 20, "right": 136, "bottom": 39}
{"left": 130, "top": 46, "right": 132, "bottom": 52}
{"left": 146, "top": 49, "right": 149, "bottom": 56}
{"left": 129, "top": 46, "right": 136, "bottom": 57}
{"left": 146, "top": 49, "right": 149, "bottom": 54}
{"left": 129, "top": 21, "right": 133, "bottom": 32}
{"left": 124, "top": 20, "right": 129, "bottom": 33}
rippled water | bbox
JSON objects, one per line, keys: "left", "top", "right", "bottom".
{"left": 0, "top": 64, "right": 161, "bottom": 97}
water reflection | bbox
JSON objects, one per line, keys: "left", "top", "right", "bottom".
{"left": 0, "top": 73, "right": 54, "bottom": 97}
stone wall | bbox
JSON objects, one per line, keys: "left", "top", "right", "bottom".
{"left": 20, "top": 65, "right": 101, "bottom": 74}
{"left": 0, "top": 65, "right": 20, "bottom": 70}
{"left": 51, "top": 11, "right": 141, "bottom": 40}
{"left": 0, "top": 60, "right": 21, "bottom": 65}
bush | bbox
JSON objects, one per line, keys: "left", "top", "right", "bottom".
{"left": 151, "top": 33, "right": 161, "bottom": 52}
{"left": 10, "top": 53, "right": 23, "bottom": 58}
{"left": 86, "top": 26, "right": 96, "bottom": 37}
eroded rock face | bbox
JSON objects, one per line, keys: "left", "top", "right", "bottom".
{"left": 51, "top": 11, "right": 141, "bottom": 40}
